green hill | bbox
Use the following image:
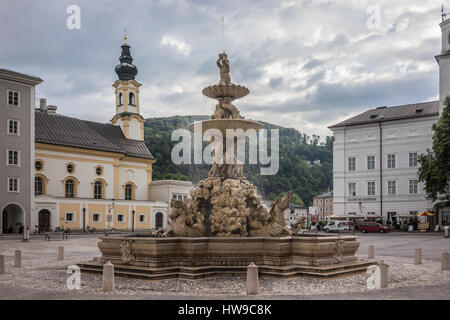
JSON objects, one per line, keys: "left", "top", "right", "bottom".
{"left": 144, "top": 115, "right": 332, "bottom": 206}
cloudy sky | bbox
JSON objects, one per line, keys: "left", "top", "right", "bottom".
{"left": 0, "top": 0, "right": 445, "bottom": 138}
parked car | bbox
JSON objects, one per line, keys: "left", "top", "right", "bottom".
{"left": 324, "top": 221, "right": 353, "bottom": 232}
{"left": 359, "top": 222, "right": 389, "bottom": 233}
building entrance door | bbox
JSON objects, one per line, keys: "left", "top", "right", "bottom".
{"left": 2, "top": 204, "right": 24, "bottom": 234}
{"left": 38, "top": 209, "right": 51, "bottom": 232}
{"left": 155, "top": 212, "right": 163, "bottom": 229}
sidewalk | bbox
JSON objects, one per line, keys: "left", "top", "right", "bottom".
{"left": 0, "top": 231, "right": 133, "bottom": 241}
{"left": 298, "top": 230, "right": 445, "bottom": 236}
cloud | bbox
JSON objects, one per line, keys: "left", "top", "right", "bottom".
{"left": 0, "top": 0, "right": 443, "bottom": 140}
{"left": 160, "top": 35, "right": 192, "bottom": 56}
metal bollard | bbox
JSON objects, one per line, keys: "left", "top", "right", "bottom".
{"left": 14, "top": 250, "right": 22, "bottom": 267}
{"left": 368, "top": 245, "right": 375, "bottom": 259}
{"left": 445, "top": 226, "right": 449, "bottom": 239}
{"left": 102, "top": 261, "right": 115, "bottom": 292}
{"left": 58, "top": 247, "right": 64, "bottom": 261}
{"left": 415, "top": 248, "right": 422, "bottom": 265}
{"left": 0, "top": 255, "right": 5, "bottom": 274}
{"left": 442, "top": 251, "right": 450, "bottom": 271}
{"left": 246, "top": 262, "right": 259, "bottom": 295}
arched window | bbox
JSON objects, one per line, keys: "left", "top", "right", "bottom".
{"left": 65, "top": 179, "right": 75, "bottom": 198}
{"left": 129, "top": 92, "right": 135, "bottom": 105}
{"left": 125, "top": 184, "right": 133, "bottom": 200}
{"left": 94, "top": 181, "right": 103, "bottom": 199}
{"left": 35, "top": 177, "right": 43, "bottom": 196}
{"left": 118, "top": 92, "right": 123, "bottom": 105}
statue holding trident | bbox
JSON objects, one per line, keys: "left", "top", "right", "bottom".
{"left": 217, "top": 53, "right": 231, "bottom": 85}
{"left": 211, "top": 53, "right": 244, "bottom": 120}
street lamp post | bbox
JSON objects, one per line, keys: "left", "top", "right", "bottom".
{"left": 82, "top": 207, "right": 86, "bottom": 233}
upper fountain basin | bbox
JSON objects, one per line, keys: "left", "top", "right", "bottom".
{"left": 202, "top": 83, "right": 249, "bottom": 101}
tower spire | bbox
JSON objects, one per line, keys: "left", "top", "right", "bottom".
{"left": 115, "top": 34, "right": 138, "bottom": 81}
{"left": 111, "top": 35, "right": 145, "bottom": 141}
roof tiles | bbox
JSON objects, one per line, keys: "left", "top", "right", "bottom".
{"left": 329, "top": 101, "right": 439, "bottom": 129}
{"left": 35, "top": 110, "right": 154, "bottom": 159}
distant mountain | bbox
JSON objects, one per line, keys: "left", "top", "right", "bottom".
{"left": 144, "top": 115, "right": 332, "bottom": 206}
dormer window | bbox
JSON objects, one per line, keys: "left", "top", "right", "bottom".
{"left": 370, "top": 114, "right": 378, "bottom": 119}
{"left": 129, "top": 92, "right": 136, "bottom": 105}
{"left": 416, "top": 108, "right": 423, "bottom": 113}
{"left": 118, "top": 92, "right": 123, "bottom": 106}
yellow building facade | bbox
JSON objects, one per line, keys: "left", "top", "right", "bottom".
{"left": 32, "top": 38, "right": 169, "bottom": 232}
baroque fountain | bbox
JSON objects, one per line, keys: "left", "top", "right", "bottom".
{"left": 80, "top": 53, "right": 373, "bottom": 279}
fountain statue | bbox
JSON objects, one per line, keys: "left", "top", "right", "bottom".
{"left": 153, "top": 52, "right": 292, "bottom": 238}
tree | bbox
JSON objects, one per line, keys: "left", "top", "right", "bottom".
{"left": 418, "top": 96, "right": 450, "bottom": 201}
{"left": 144, "top": 115, "right": 333, "bottom": 206}
{"left": 276, "top": 192, "right": 305, "bottom": 207}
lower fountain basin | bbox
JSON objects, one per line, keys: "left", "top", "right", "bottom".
{"left": 79, "top": 235, "right": 375, "bottom": 280}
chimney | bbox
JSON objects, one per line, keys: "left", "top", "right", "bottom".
{"left": 47, "top": 105, "right": 57, "bottom": 115}
{"left": 39, "top": 98, "right": 47, "bottom": 111}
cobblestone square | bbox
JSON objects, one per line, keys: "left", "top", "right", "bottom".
{"left": 0, "top": 233, "right": 449, "bottom": 300}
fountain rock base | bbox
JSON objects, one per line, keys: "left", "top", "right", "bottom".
{"left": 79, "top": 235, "right": 375, "bottom": 280}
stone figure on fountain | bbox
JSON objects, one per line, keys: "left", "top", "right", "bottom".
{"left": 217, "top": 52, "right": 231, "bottom": 85}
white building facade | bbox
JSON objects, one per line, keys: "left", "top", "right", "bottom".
{"left": 329, "top": 107, "right": 438, "bottom": 225}
{"left": 329, "top": 16, "right": 450, "bottom": 227}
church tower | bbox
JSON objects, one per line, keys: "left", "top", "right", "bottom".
{"left": 111, "top": 34, "right": 145, "bottom": 140}
{"left": 436, "top": 9, "right": 450, "bottom": 116}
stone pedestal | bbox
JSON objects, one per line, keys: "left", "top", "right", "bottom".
{"left": 14, "top": 250, "right": 22, "bottom": 267}
{"left": 415, "top": 248, "right": 422, "bottom": 265}
{"left": 58, "top": 247, "right": 64, "bottom": 261}
{"left": 368, "top": 245, "right": 375, "bottom": 259}
{"left": 442, "top": 251, "right": 450, "bottom": 271}
{"left": 102, "top": 261, "right": 115, "bottom": 292}
{"left": 378, "top": 260, "right": 388, "bottom": 288}
{"left": 22, "top": 229, "right": 30, "bottom": 242}
{"left": 0, "top": 255, "right": 5, "bottom": 274}
{"left": 246, "top": 262, "right": 259, "bottom": 295}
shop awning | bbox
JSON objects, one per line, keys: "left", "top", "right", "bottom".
{"left": 329, "top": 215, "right": 347, "bottom": 219}
{"left": 417, "top": 212, "right": 434, "bottom": 217}
{"left": 347, "top": 215, "right": 365, "bottom": 219}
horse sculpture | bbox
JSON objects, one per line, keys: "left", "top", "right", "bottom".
{"left": 153, "top": 199, "right": 204, "bottom": 237}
